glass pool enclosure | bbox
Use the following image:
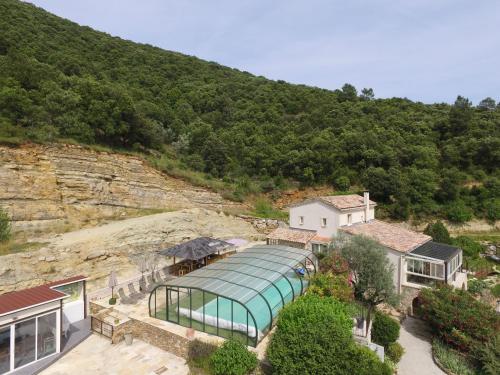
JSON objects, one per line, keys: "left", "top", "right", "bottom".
{"left": 149, "top": 245, "right": 317, "bottom": 346}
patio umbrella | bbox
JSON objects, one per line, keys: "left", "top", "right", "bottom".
{"left": 226, "top": 238, "right": 248, "bottom": 247}
{"left": 108, "top": 270, "right": 118, "bottom": 299}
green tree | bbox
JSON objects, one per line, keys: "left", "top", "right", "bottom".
{"left": 423, "top": 221, "right": 451, "bottom": 244}
{"left": 0, "top": 207, "right": 11, "bottom": 243}
{"left": 446, "top": 201, "right": 473, "bottom": 223}
{"left": 267, "top": 294, "right": 390, "bottom": 375}
{"left": 478, "top": 97, "right": 496, "bottom": 111}
{"left": 360, "top": 88, "right": 375, "bottom": 101}
{"left": 339, "top": 235, "right": 397, "bottom": 331}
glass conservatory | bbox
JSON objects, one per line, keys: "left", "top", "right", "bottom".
{"left": 149, "top": 245, "right": 317, "bottom": 346}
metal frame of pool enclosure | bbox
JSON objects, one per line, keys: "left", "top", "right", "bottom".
{"left": 149, "top": 245, "right": 317, "bottom": 346}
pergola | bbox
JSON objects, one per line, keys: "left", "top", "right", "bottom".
{"left": 159, "top": 237, "right": 233, "bottom": 272}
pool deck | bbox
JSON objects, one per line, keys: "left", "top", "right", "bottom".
{"left": 93, "top": 294, "right": 271, "bottom": 359}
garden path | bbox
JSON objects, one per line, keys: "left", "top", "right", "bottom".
{"left": 398, "top": 317, "right": 445, "bottom": 375}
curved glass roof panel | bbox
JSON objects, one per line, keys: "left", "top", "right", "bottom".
{"left": 164, "top": 244, "right": 315, "bottom": 307}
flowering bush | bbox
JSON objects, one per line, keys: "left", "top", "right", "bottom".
{"left": 418, "top": 286, "right": 499, "bottom": 353}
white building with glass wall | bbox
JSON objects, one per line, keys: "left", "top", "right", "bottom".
{"left": 0, "top": 276, "right": 87, "bottom": 374}
{"left": 267, "top": 193, "right": 467, "bottom": 295}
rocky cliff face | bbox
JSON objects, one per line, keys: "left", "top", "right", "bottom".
{"left": 0, "top": 144, "right": 244, "bottom": 234}
{"left": 0, "top": 208, "right": 262, "bottom": 293}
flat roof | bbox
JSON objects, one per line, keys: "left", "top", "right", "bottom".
{"left": 339, "top": 220, "right": 431, "bottom": 253}
{"left": 0, "top": 275, "right": 87, "bottom": 316}
{"left": 410, "top": 241, "right": 461, "bottom": 261}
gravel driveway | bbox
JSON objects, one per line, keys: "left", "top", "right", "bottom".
{"left": 398, "top": 317, "right": 445, "bottom": 375}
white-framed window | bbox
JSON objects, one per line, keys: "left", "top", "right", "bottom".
{"left": 299, "top": 216, "right": 304, "bottom": 225}
{"left": 321, "top": 218, "right": 327, "bottom": 227}
{"left": 312, "top": 243, "right": 328, "bottom": 254}
{"left": 3, "top": 309, "right": 60, "bottom": 373}
{"left": 347, "top": 214, "right": 352, "bottom": 225}
{"left": 406, "top": 258, "right": 444, "bottom": 279}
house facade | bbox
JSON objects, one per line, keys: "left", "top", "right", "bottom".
{"left": 0, "top": 276, "right": 87, "bottom": 374}
{"left": 267, "top": 192, "right": 467, "bottom": 295}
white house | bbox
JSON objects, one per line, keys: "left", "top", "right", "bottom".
{"left": 267, "top": 192, "right": 467, "bottom": 295}
{"left": 0, "top": 276, "right": 87, "bottom": 374}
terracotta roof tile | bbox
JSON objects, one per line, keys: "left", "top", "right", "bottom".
{"left": 267, "top": 228, "right": 317, "bottom": 244}
{"left": 319, "top": 195, "right": 376, "bottom": 210}
{"left": 311, "top": 234, "right": 331, "bottom": 243}
{"left": 0, "top": 275, "right": 86, "bottom": 316}
{"left": 339, "top": 220, "right": 430, "bottom": 253}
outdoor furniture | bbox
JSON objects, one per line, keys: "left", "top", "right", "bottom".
{"left": 117, "top": 288, "right": 135, "bottom": 304}
{"left": 127, "top": 283, "right": 143, "bottom": 300}
{"left": 159, "top": 237, "right": 234, "bottom": 275}
{"left": 146, "top": 275, "right": 158, "bottom": 291}
{"left": 139, "top": 277, "right": 149, "bottom": 293}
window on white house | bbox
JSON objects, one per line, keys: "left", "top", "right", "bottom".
{"left": 347, "top": 214, "right": 352, "bottom": 225}
{"left": 299, "top": 216, "right": 304, "bottom": 225}
{"left": 321, "top": 218, "right": 327, "bottom": 227}
{"left": 312, "top": 243, "right": 328, "bottom": 254}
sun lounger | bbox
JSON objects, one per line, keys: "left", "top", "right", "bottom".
{"left": 128, "top": 283, "right": 143, "bottom": 300}
{"left": 117, "top": 287, "right": 135, "bottom": 304}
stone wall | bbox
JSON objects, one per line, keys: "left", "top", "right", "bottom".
{"left": 0, "top": 143, "right": 245, "bottom": 234}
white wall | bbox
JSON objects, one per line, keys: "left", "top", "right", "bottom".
{"left": 290, "top": 201, "right": 340, "bottom": 238}
{"left": 290, "top": 200, "right": 375, "bottom": 238}
{"left": 338, "top": 207, "right": 375, "bottom": 227}
{"left": 384, "top": 247, "right": 403, "bottom": 294}
{"left": 62, "top": 300, "right": 85, "bottom": 331}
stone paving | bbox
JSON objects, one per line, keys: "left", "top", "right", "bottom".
{"left": 40, "top": 334, "right": 189, "bottom": 375}
{"left": 398, "top": 317, "right": 445, "bottom": 375}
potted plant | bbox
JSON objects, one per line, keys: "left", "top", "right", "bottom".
{"left": 124, "top": 331, "right": 133, "bottom": 345}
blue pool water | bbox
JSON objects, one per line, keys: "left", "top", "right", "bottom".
{"left": 197, "top": 275, "right": 305, "bottom": 331}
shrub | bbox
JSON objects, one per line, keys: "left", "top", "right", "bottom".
{"left": 319, "top": 252, "right": 349, "bottom": 274}
{"left": 108, "top": 297, "right": 116, "bottom": 305}
{"left": 446, "top": 202, "right": 473, "bottom": 223}
{"left": 419, "top": 286, "right": 500, "bottom": 353}
{"left": 308, "top": 272, "right": 353, "bottom": 302}
{"left": 187, "top": 339, "right": 217, "bottom": 373}
{"left": 0, "top": 207, "right": 11, "bottom": 243}
{"left": 491, "top": 284, "right": 500, "bottom": 298}
{"left": 386, "top": 342, "right": 404, "bottom": 363}
{"left": 478, "top": 335, "right": 500, "bottom": 375}
{"left": 267, "top": 294, "right": 390, "bottom": 375}
{"left": 334, "top": 176, "right": 350, "bottom": 191}
{"left": 372, "top": 312, "right": 400, "bottom": 348}
{"left": 423, "top": 221, "right": 451, "bottom": 244}
{"left": 432, "top": 340, "right": 476, "bottom": 375}
{"left": 452, "top": 236, "right": 483, "bottom": 258}
{"left": 467, "top": 279, "right": 488, "bottom": 295}
{"left": 210, "top": 340, "right": 258, "bottom": 375}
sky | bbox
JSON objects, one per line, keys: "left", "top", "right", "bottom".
{"left": 27, "top": 0, "right": 500, "bottom": 104}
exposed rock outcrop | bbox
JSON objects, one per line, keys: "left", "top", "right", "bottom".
{"left": 0, "top": 144, "right": 245, "bottom": 234}
{"left": 0, "top": 208, "right": 262, "bottom": 293}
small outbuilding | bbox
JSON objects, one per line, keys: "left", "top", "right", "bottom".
{"left": 0, "top": 276, "right": 87, "bottom": 374}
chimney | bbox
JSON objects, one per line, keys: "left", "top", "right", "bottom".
{"left": 363, "top": 191, "right": 370, "bottom": 222}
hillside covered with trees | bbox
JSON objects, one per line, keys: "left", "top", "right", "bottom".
{"left": 0, "top": 0, "right": 498, "bottom": 221}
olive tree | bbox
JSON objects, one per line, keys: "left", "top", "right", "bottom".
{"left": 338, "top": 235, "right": 397, "bottom": 332}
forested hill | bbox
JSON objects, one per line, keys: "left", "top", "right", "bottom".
{"left": 0, "top": 0, "right": 498, "bottom": 221}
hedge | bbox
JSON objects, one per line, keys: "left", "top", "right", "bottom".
{"left": 372, "top": 312, "right": 400, "bottom": 348}
{"left": 210, "top": 340, "right": 257, "bottom": 375}
{"left": 267, "top": 294, "right": 391, "bottom": 375}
